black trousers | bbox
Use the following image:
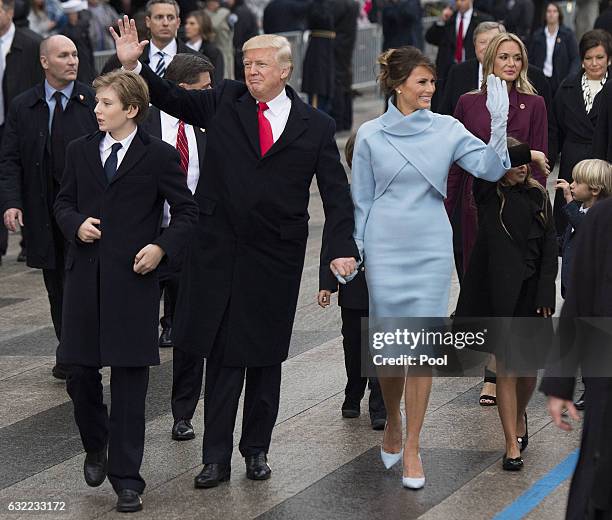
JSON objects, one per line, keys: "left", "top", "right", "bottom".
{"left": 171, "top": 347, "right": 204, "bottom": 421}
{"left": 66, "top": 365, "right": 149, "bottom": 494}
{"left": 157, "top": 229, "right": 180, "bottom": 331}
{"left": 202, "top": 311, "right": 281, "bottom": 465}
{"left": 341, "top": 307, "right": 386, "bottom": 418}
{"left": 42, "top": 219, "right": 66, "bottom": 367}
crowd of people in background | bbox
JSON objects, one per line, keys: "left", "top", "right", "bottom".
{"left": 1, "top": 0, "right": 612, "bottom": 515}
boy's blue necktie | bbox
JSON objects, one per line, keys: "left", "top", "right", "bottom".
{"left": 104, "top": 143, "right": 122, "bottom": 182}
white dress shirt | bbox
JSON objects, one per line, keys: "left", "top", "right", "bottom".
{"left": 455, "top": 8, "right": 473, "bottom": 39}
{"left": 543, "top": 26, "right": 558, "bottom": 78}
{"left": 99, "top": 127, "right": 138, "bottom": 170}
{"left": 160, "top": 111, "right": 200, "bottom": 227}
{"left": 149, "top": 39, "right": 178, "bottom": 73}
{"left": 185, "top": 39, "right": 202, "bottom": 52}
{"left": 258, "top": 88, "right": 292, "bottom": 143}
{"left": 478, "top": 62, "right": 483, "bottom": 90}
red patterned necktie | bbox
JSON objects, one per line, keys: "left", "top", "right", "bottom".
{"left": 455, "top": 14, "right": 464, "bottom": 63}
{"left": 257, "top": 102, "right": 274, "bottom": 156}
{"left": 176, "top": 120, "right": 189, "bottom": 175}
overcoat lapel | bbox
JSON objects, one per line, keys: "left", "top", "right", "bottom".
{"left": 84, "top": 131, "right": 108, "bottom": 189}
{"left": 265, "top": 90, "right": 308, "bottom": 158}
{"left": 235, "top": 90, "right": 261, "bottom": 157}
{"left": 110, "top": 129, "right": 148, "bottom": 184}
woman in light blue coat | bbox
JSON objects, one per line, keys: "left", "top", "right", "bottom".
{"left": 351, "top": 47, "right": 512, "bottom": 490}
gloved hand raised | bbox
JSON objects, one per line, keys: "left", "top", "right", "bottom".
{"left": 485, "top": 74, "right": 509, "bottom": 125}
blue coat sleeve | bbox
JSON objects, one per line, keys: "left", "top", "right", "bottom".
{"left": 451, "top": 119, "right": 511, "bottom": 182}
{"left": 351, "top": 132, "right": 374, "bottom": 258}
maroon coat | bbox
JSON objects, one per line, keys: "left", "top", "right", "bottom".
{"left": 445, "top": 88, "right": 548, "bottom": 274}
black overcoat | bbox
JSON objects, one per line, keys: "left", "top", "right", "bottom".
{"left": 456, "top": 180, "right": 558, "bottom": 318}
{"left": 540, "top": 198, "right": 612, "bottom": 519}
{"left": 0, "top": 81, "right": 98, "bottom": 269}
{"left": 333, "top": 0, "right": 360, "bottom": 90}
{"left": 548, "top": 70, "right": 608, "bottom": 182}
{"left": 529, "top": 25, "right": 580, "bottom": 94}
{"left": 593, "top": 80, "right": 612, "bottom": 162}
{"left": 137, "top": 65, "right": 358, "bottom": 367}
{"left": 53, "top": 129, "right": 198, "bottom": 367}
{"left": 301, "top": 0, "right": 335, "bottom": 97}
{"left": 2, "top": 28, "right": 44, "bottom": 117}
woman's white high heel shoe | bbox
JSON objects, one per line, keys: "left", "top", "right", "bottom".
{"left": 380, "top": 412, "right": 406, "bottom": 469}
{"left": 402, "top": 453, "right": 425, "bottom": 489}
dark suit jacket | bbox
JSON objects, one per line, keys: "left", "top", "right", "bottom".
{"left": 142, "top": 106, "right": 207, "bottom": 175}
{"left": 2, "top": 28, "right": 44, "bottom": 123}
{"left": 425, "top": 9, "right": 493, "bottom": 83}
{"left": 137, "top": 65, "right": 358, "bottom": 366}
{"left": 529, "top": 25, "right": 580, "bottom": 94}
{"left": 53, "top": 128, "right": 198, "bottom": 367}
{"left": 493, "top": 0, "right": 534, "bottom": 44}
{"left": 438, "top": 59, "right": 552, "bottom": 116}
{"left": 0, "top": 81, "right": 98, "bottom": 269}
{"left": 100, "top": 39, "right": 198, "bottom": 75}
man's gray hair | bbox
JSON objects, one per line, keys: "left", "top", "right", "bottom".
{"left": 473, "top": 21, "right": 506, "bottom": 43}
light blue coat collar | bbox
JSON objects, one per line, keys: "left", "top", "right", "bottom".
{"left": 380, "top": 101, "right": 434, "bottom": 136}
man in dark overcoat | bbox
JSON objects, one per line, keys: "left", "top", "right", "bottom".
{"left": 0, "top": 35, "right": 97, "bottom": 379}
{"left": 0, "top": 0, "right": 44, "bottom": 262}
{"left": 53, "top": 70, "right": 198, "bottom": 513}
{"left": 111, "top": 21, "right": 359, "bottom": 488}
{"left": 540, "top": 197, "right": 612, "bottom": 520}
{"left": 425, "top": 0, "right": 492, "bottom": 109}
{"left": 140, "top": 53, "right": 213, "bottom": 441}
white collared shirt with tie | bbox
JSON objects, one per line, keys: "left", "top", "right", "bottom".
{"left": 160, "top": 111, "right": 200, "bottom": 227}
{"left": 99, "top": 127, "right": 138, "bottom": 169}
{"left": 149, "top": 39, "right": 178, "bottom": 76}
{"left": 256, "top": 88, "right": 292, "bottom": 143}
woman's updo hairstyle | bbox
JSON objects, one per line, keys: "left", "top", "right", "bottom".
{"left": 377, "top": 46, "right": 436, "bottom": 98}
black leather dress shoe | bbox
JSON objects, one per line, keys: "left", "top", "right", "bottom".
{"left": 158, "top": 328, "right": 172, "bottom": 348}
{"left": 502, "top": 455, "right": 524, "bottom": 471}
{"left": 116, "top": 489, "right": 142, "bottom": 513}
{"left": 245, "top": 453, "right": 272, "bottom": 480}
{"left": 194, "top": 464, "right": 231, "bottom": 488}
{"left": 17, "top": 248, "right": 26, "bottom": 262}
{"left": 341, "top": 400, "right": 360, "bottom": 418}
{"left": 52, "top": 363, "right": 70, "bottom": 380}
{"left": 172, "top": 419, "right": 195, "bottom": 441}
{"left": 84, "top": 449, "right": 107, "bottom": 487}
{"left": 371, "top": 417, "right": 387, "bottom": 431}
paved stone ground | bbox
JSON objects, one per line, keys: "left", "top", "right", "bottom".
{"left": 0, "top": 90, "right": 581, "bottom": 520}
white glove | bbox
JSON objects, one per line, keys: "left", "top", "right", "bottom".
{"left": 485, "top": 74, "right": 509, "bottom": 127}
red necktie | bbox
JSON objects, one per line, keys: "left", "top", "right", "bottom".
{"left": 176, "top": 120, "right": 189, "bottom": 175}
{"left": 455, "top": 14, "right": 464, "bottom": 63}
{"left": 257, "top": 102, "right": 274, "bottom": 156}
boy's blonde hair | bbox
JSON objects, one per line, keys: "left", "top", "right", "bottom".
{"left": 93, "top": 70, "right": 150, "bottom": 125}
{"left": 242, "top": 34, "right": 293, "bottom": 79}
{"left": 572, "top": 159, "right": 612, "bottom": 199}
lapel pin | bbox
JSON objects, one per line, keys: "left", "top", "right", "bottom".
{"left": 519, "top": 103, "right": 526, "bottom": 110}
{"left": 79, "top": 94, "right": 84, "bottom": 101}
{"left": 557, "top": 37, "right": 561, "bottom": 43}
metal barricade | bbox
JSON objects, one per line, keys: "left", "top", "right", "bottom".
{"left": 93, "top": 49, "right": 116, "bottom": 75}
{"left": 352, "top": 25, "right": 383, "bottom": 89}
